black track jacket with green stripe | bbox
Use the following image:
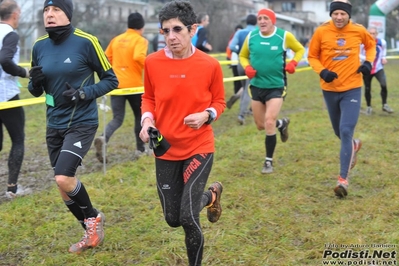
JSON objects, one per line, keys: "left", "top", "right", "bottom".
{"left": 28, "top": 27, "right": 118, "bottom": 129}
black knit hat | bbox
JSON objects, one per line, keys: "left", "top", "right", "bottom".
{"left": 128, "top": 12, "right": 145, "bottom": 30}
{"left": 246, "top": 14, "right": 257, "bottom": 26}
{"left": 329, "top": 1, "right": 352, "bottom": 18}
{"left": 43, "top": 0, "right": 73, "bottom": 21}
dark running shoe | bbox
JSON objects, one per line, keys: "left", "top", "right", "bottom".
{"left": 278, "top": 117, "right": 290, "bottom": 143}
{"left": 237, "top": 115, "right": 245, "bottom": 125}
{"left": 334, "top": 176, "right": 348, "bottom": 198}
{"left": 207, "top": 182, "right": 223, "bottom": 223}
{"left": 226, "top": 94, "right": 240, "bottom": 109}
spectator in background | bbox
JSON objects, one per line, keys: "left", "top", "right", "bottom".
{"left": 192, "top": 12, "right": 212, "bottom": 52}
{"left": 152, "top": 34, "right": 165, "bottom": 52}
{"left": 308, "top": 0, "right": 376, "bottom": 198}
{"left": 360, "top": 26, "right": 393, "bottom": 115}
{"left": 151, "top": 23, "right": 166, "bottom": 52}
{"left": 226, "top": 24, "right": 243, "bottom": 108}
{"left": 239, "top": 9, "right": 304, "bottom": 174}
{"left": 94, "top": 12, "right": 149, "bottom": 163}
{"left": 226, "top": 24, "right": 243, "bottom": 61}
{"left": 0, "top": 0, "right": 32, "bottom": 199}
{"left": 228, "top": 14, "right": 257, "bottom": 123}
{"left": 28, "top": 0, "right": 118, "bottom": 253}
{"left": 139, "top": 1, "right": 225, "bottom": 265}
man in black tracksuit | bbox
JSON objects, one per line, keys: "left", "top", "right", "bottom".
{"left": 28, "top": 0, "right": 118, "bottom": 254}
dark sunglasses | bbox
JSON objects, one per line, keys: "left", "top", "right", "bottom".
{"left": 160, "top": 25, "right": 192, "bottom": 35}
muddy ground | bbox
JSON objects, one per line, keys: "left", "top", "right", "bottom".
{"left": 0, "top": 132, "right": 141, "bottom": 204}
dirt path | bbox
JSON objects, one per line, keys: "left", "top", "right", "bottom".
{"left": 0, "top": 135, "right": 139, "bottom": 204}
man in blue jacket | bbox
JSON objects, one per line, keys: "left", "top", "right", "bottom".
{"left": 228, "top": 14, "right": 257, "bottom": 124}
{"left": 192, "top": 12, "right": 212, "bottom": 52}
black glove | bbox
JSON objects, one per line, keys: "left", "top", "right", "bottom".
{"left": 29, "top": 66, "right": 45, "bottom": 88}
{"left": 147, "top": 127, "right": 171, "bottom": 157}
{"left": 320, "top": 69, "right": 338, "bottom": 83}
{"left": 357, "top": 61, "right": 372, "bottom": 75}
{"left": 62, "top": 82, "right": 80, "bottom": 104}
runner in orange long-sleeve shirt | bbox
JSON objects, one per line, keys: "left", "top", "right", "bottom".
{"left": 138, "top": 1, "right": 225, "bottom": 265}
{"left": 308, "top": 0, "right": 376, "bottom": 198}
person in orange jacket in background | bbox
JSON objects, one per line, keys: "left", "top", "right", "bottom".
{"left": 94, "top": 12, "right": 149, "bottom": 163}
{"left": 308, "top": 0, "right": 376, "bottom": 198}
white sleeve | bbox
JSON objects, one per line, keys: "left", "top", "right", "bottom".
{"left": 359, "top": 44, "right": 366, "bottom": 62}
{"left": 381, "top": 39, "right": 387, "bottom": 58}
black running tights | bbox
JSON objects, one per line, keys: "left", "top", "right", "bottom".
{"left": 155, "top": 153, "right": 214, "bottom": 266}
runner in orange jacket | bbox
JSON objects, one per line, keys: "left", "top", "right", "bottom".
{"left": 308, "top": 0, "right": 376, "bottom": 198}
{"left": 94, "top": 12, "right": 149, "bottom": 162}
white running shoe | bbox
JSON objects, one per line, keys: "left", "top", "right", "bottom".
{"left": 366, "top": 106, "right": 372, "bottom": 115}
{"left": 382, "top": 104, "right": 393, "bottom": 113}
{"left": 5, "top": 185, "right": 33, "bottom": 199}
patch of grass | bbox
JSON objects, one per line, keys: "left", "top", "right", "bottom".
{"left": 1, "top": 61, "right": 399, "bottom": 265}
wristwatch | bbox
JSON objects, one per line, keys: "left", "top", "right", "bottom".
{"left": 205, "top": 110, "right": 215, "bottom": 125}
{"left": 78, "top": 89, "right": 86, "bottom": 100}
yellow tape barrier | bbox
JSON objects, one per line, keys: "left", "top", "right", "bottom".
{"left": 0, "top": 97, "right": 45, "bottom": 109}
{"left": 1, "top": 55, "right": 398, "bottom": 110}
